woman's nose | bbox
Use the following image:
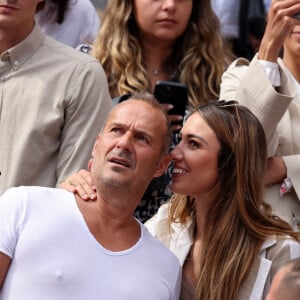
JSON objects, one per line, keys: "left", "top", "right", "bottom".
{"left": 162, "top": 0, "right": 176, "bottom": 10}
{"left": 170, "top": 143, "right": 183, "bottom": 160}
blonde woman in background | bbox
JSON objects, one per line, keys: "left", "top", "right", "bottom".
{"left": 77, "top": 0, "right": 233, "bottom": 221}
{"left": 93, "top": 0, "right": 231, "bottom": 106}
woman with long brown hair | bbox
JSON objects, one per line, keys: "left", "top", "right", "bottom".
{"left": 63, "top": 100, "right": 300, "bottom": 299}
{"left": 147, "top": 100, "right": 300, "bottom": 299}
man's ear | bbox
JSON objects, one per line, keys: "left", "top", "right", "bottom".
{"left": 87, "top": 159, "right": 93, "bottom": 172}
{"left": 153, "top": 154, "right": 171, "bottom": 178}
{"left": 91, "top": 134, "right": 102, "bottom": 157}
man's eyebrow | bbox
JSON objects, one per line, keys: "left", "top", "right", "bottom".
{"left": 107, "top": 121, "right": 124, "bottom": 127}
{"left": 186, "top": 133, "right": 209, "bottom": 146}
{"left": 107, "top": 122, "right": 153, "bottom": 139}
{"left": 105, "top": 121, "right": 127, "bottom": 130}
{"left": 134, "top": 128, "right": 154, "bottom": 140}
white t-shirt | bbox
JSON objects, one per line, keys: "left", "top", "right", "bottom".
{"left": 0, "top": 187, "right": 181, "bottom": 300}
{"left": 35, "top": 0, "right": 100, "bottom": 47}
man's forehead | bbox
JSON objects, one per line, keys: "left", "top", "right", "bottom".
{"left": 108, "top": 100, "right": 162, "bottom": 123}
{"left": 105, "top": 100, "right": 166, "bottom": 135}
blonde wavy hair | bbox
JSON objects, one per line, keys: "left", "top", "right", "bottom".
{"left": 169, "top": 101, "right": 300, "bottom": 300}
{"left": 92, "top": 0, "right": 232, "bottom": 108}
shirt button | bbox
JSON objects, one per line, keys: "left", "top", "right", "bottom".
{"left": 14, "top": 61, "right": 19, "bottom": 65}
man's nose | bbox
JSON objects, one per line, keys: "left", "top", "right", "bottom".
{"left": 116, "top": 132, "right": 133, "bottom": 151}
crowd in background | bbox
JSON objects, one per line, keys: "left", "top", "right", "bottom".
{"left": 1, "top": 0, "right": 300, "bottom": 299}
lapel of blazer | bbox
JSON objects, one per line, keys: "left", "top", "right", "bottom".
{"left": 169, "top": 219, "right": 195, "bottom": 266}
{"left": 238, "top": 238, "right": 276, "bottom": 300}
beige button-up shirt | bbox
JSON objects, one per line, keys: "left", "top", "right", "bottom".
{"left": 0, "top": 25, "right": 112, "bottom": 195}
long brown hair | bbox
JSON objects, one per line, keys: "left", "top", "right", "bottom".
{"left": 93, "top": 0, "right": 232, "bottom": 107}
{"left": 169, "top": 101, "right": 300, "bottom": 300}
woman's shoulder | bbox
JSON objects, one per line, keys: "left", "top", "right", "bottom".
{"left": 145, "top": 203, "right": 170, "bottom": 233}
{"left": 264, "top": 235, "right": 300, "bottom": 261}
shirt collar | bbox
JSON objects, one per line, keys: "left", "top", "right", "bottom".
{"left": 260, "top": 236, "right": 276, "bottom": 252}
{"left": 4, "top": 24, "right": 45, "bottom": 71}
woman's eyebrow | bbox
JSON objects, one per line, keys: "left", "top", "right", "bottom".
{"left": 186, "top": 133, "right": 208, "bottom": 146}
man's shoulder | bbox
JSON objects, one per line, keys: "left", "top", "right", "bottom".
{"left": 0, "top": 187, "right": 73, "bottom": 220}
{"left": 141, "top": 223, "right": 179, "bottom": 263}
{"left": 41, "top": 35, "right": 99, "bottom": 65}
{"left": 1, "top": 186, "right": 71, "bottom": 202}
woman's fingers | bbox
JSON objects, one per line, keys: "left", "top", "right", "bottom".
{"left": 59, "top": 169, "right": 96, "bottom": 201}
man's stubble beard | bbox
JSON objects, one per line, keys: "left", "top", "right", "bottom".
{"left": 98, "top": 175, "right": 131, "bottom": 190}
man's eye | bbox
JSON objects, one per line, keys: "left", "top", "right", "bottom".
{"left": 137, "top": 135, "right": 149, "bottom": 144}
{"left": 111, "top": 127, "right": 121, "bottom": 133}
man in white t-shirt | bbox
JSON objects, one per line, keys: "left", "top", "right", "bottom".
{"left": 0, "top": 93, "right": 181, "bottom": 300}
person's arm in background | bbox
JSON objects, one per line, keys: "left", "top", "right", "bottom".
{"left": 220, "top": 0, "right": 300, "bottom": 188}
{"left": 56, "top": 60, "right": 112, "bottom": 187}
{"left": 0, "top": 254, "right": 11, "bottom": 289}
{"left": 71, "top": 0, "right": 101, "bottom": 47}
{"left": 80, "top": 0, "right": 101, "bottom": 45}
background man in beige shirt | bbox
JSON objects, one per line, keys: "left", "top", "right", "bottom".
{"left": 0, "top": 0, "right": 112, "bottom": 195}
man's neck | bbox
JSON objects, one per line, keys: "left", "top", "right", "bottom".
{"left": 0, "top": 23, "right": 34, "bottom": 54}
{"left": 75, "top": 193, "right": 141, "bottom": 252}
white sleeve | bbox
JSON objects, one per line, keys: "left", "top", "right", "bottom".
{"left": 0, "top": 188, "right": 27, "bottom": 258}
{"left": 259, "top": 60, "right": 281, "bottom": 87}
